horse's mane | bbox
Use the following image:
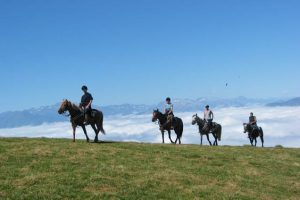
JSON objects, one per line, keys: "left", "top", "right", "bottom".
{"left": 66, "top": 100, "right": 81, "bottom": 112}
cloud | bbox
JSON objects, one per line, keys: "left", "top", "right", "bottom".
{"left": 1, "top": 106, "right": 300, "bottom": 147}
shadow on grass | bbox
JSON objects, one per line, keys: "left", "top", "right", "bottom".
{"left": 90, "top": 140, "right": 119, "bottom": 144}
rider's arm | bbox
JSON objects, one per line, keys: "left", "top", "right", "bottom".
{"left": 211, "top": 111, "right": 214, "bottom": 120}
{"left": 86, "top": 100, "right": 93, "bottom": 109}
{"left": 169, "top": 105, "right": 173, "bottom": 114}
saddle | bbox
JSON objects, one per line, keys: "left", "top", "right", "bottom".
{"left": 204, "top": 122, "right": 216, "bottom": 132}
{"left": 160, "top": 115, "right": 176, "bottom": 130}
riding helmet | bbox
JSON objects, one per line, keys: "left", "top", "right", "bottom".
{"left": 81, "top": 85, "right": 88, "bottom": 91}
{"left": 166, "top": 97, "right": 171, "bottom": 101}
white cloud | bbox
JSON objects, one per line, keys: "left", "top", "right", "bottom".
{"left": 1, "top": 106, "right": 300, "bottom": 147}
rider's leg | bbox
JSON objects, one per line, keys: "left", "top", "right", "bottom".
{"left": 84, "top": 108, "right": 92, "bottom": 124}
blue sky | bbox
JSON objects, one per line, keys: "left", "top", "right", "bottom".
{"left": 0, "top": 0, "right": 299, "bottom": 112}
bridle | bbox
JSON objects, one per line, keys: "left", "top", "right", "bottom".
{"left": 60, "top": 102, "right": 83, "bottom": 122}
{"left": 152, "top": 112, "right": 160, "bottom": 125}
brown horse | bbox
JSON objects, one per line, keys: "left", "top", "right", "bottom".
{"left": 58, "top": 99, "right": 105, "bottom": 142}
{"left": 152, "top": 109, "right": 183, "bottom": 144}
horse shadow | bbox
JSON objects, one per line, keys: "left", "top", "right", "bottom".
{"left": 90, "top": 140, "right": 117, "bottom": 144}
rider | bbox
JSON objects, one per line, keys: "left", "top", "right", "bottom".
{"left": 204, "top": 105, "right": 214, "bottom": 131}
{"left": 249, "top": 112, "right": 258, "bottom": 130}
{"left": 164, "top": 97, "right": 174, "bottom": 128}
{"left": 80, "top": 85, "right": 93, "bottom": 124}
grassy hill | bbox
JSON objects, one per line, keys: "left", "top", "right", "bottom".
{"left": 0, "top": 138, "right": 299, "bottom": 199}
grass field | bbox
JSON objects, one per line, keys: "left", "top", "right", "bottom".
{"left": 0, "top": 138, "right": 299, "bottom": 199}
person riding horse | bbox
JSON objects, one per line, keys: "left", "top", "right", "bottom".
{"left": 80, "top": 85, "right": 94, "bottom": 124}
{"left": 164, "top": 97, "right": 174, "bottom": 129}
{"left": 243, "top": 112, "right": 264, "bottom": 147}
{"left": 203, "top": 105, "right": 214, "bottom": 132}
{"left": 249, "top": 112, "right": 258, "bottom": 130}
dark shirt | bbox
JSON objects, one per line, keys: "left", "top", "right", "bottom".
{"left": 249, "top": 116, "right": 257, "bottom": 125}
{"left": 81, "top": 92, "right": 93, "bottom": 108}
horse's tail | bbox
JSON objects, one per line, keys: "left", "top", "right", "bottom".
{"left": 178, "top": 118, "right": 184, "bottom": 139}
{"left": 217, "top": 124, "right": 222, "bottom": 141}
{"left": 97, "top": 111, "right": 106, "bottom": 134}
{"left": 259, "top": 127, "right": 263, "bottom": 136}
{"left": 259, "top": 127, "right": 264, "bottom": 144}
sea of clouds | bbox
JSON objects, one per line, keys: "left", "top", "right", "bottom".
{"left": 1, "top": 106, "right": 300, "bottom": 147}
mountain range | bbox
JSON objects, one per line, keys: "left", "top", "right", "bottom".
{"left": 0, "top": 96, "right": 298, "bottom": 129}
{"left": 266, "top": 97, "right": 300, "bottom": 107}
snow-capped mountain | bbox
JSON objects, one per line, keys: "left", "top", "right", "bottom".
{"left": 0, "top": 97, "right": 290, "bottom": 128}
{"left": 266, "top": 97, "right": 300, "bottom": 107}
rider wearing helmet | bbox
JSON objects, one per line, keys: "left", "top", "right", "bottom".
{"left": 249, "top": 112, "right": 258, "bottom": 129}
{"left": 204, "top": 105, "right": 214, "bottom": 131}
{"left": 164, "top": 97, "right": 174, "bottom": 128}
{"left": 80, "top": 85, "right": 93, "bottom": 124}
{"left": 164, "top": 97, "right": 174, "bottom": 116}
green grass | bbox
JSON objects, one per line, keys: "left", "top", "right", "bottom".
{"left": 0, "top": 138, "right": 299, "bottom": 200}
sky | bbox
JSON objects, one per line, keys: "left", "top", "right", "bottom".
{"left": 0, "top": 0, "right": 299, "bottom": 112}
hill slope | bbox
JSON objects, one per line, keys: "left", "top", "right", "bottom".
{"left": 0, "top": 138, "right": 299, "bottom": 199}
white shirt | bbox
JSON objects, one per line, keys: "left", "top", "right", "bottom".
{"left": 204, "top": 109, "right": 214, "bottom": 121}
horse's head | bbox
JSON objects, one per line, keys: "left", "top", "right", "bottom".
{"left": 243, "top": 123, "right": 250, "bottom": 133}
{"left": 192, "top": 114, "right": 205, "bottom": 127}
{"left": 192, "top": 114, "right": 199, "bottom": 125}
{"left": 58, "top": 99, "right": 71, "bottom": 114}
{"left": 152, "top": 109, "right": 160, "bottom": 122}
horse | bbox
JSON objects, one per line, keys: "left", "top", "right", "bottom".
{"left": 152, "top": 109, "right": 183, "bottom": 144}
{"left": 243, "top": 123, "right": 264, "bottom": 147}
{"left": 191, "top": 114, "right": 222, "bottom": 146}
{"left": 58, "top": 99, "right": 105, "bottom": 142}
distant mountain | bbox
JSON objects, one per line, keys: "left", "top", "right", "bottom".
{"left": 0, "top": 103, "right": 154, "bottom": 129}
{"left": 266, "top": 97, "right": 300, "bottom": 107}
{"left": 0, "top": 97, "right": 280, "bottom": 128}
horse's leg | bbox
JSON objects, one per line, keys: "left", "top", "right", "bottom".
{"left": 260, "top": 129, "right": 264, "bottom": 147}
{"left": 72, "top": 125, "right": 76, "bottom": 142}
{"left": 213, "top": 135, "right": 216, "bottom": 146}
{"left": 214, "top": 133, "right": 219, "bottom": 146}
{"left": 206, "top": 134, "right": 212, "bottom": 146}
{"left": 254, "top": 137, "right": 257, "bottom": 147}
{"left": 81, "top": 125, "right": 90, "bottom": 142}
{"left": 249, "top": 134, "right": 253, "bottom": 146}
{"left": 174, "top": 128, "right": 180, "bottom": 144}
{"left": 200, "top": 134, "right": 203, "bottom": 145}
{"left": 261, "top": 135, "right": 264, "bottom": 147}
{"left": 91, "top": 124, "right": 99, "bottom": 142}
{"left": 174, "top": 132, "right": 178, "bottom": 144}
{"left": 161, "top": 131, "right": 165, "bottom": 144}
{"left": 211, "top": 133, "right": 216, "bottom": 146}
{"left": 168, "top": 130, "right": 174, "bottom": 144}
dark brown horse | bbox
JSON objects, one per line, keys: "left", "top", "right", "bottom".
{"left": 191, "top": 114, "right": 222, "bottom": 146}
{"left": 152, "top": 109, "right": 183, "bottom": 144}
{"left": 58, "top": 99, "right": 105, "bottom": 142}
{"left": 243, "top": 123, "right": 264, "bottom": 147}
